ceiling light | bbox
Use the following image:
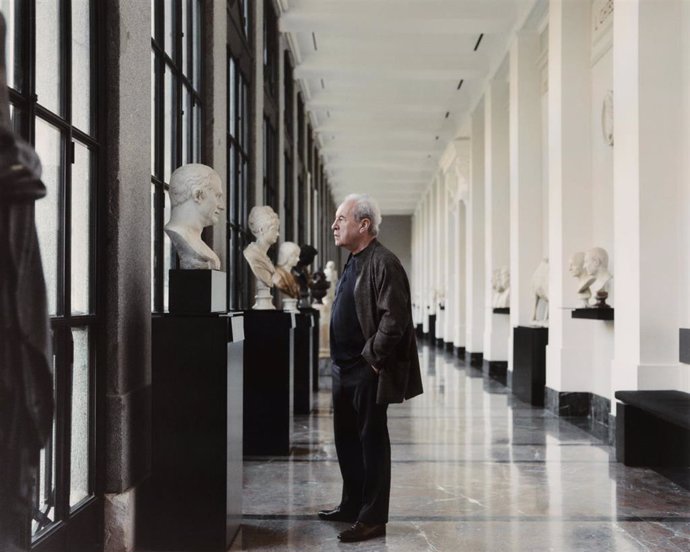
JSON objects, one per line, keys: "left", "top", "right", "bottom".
{"left": 473, "top": 33, "right": 484, "bottom": 52}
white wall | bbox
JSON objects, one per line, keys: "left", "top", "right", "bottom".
{"left": 378, "top": 215, "right": 413, "bottom": 279}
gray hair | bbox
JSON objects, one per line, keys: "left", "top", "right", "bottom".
{"left": 343, "top": 193, "right": 382, "bottom": 236}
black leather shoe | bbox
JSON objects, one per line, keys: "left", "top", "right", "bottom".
{"left": 317, "top": 507, "right": 357, "bottom": 523}
{"left": 338, "top": 522, "right": 386, "bottom": 542}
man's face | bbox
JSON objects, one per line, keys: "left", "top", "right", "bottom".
{"left": 331, "top": 200, "right": 368, "bottom": 251}
{"left": 197, "top": 176, "right": 225, "bottom": 226}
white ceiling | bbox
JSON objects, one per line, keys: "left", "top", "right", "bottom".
{"left": 279, "top": 0, "right": 537, "bottom": 214}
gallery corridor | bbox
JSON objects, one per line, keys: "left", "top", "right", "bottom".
{"left": 235, "top": 345, "right": 690, "bottom": 552}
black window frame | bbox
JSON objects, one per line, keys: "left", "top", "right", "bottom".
{"left": 151, "top": 0, "right": 204, "bottom": 313}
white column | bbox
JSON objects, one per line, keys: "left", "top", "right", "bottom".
{"left": 453, "top": 193, "right": 467, "bottom": 350}
{"left": 611, "top": 0, "right": 687, "bottom": 393}
{"left": 483, "top": 78, "right": 510, "bottom": 362}
{"left": 465, "top": 103, "right": 485, "bottom": 355}
{"left": 422, "top": 192, "right": 431, "bottom": 333}
{"left": 508, "top": 31, "right": 544, "bottom": 373}
{"left": 435, "top": 174, "right": 445, "bottom": 341}
{"left": 443, "top": 172, "right": 454, "bottom": 344}
{"left": 546, "top": 0, "right": 594, "bottom": 393}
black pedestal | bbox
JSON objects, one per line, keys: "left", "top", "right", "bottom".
{"left": 309, "top": 309, "right": 320, "bottom": 393}
{"left": 572, "top": 308, "right": 614, "bottom": 320}
{"left": 427, "top": 314, "right": 436, "bottom": 342}
{"left": 680, "top": 328, "right": 690, "bottom": 364}
{"left": 293, "top": 312, "right": 313, "bottom": 414}
{"left": 140, "top": 313, "right": 244, "bottom": 551}
{"left": 243, "top": 310, "right": 294, "bottom": 455}
{"left": 513, "top": 326, "right": 549, "bottom": 406}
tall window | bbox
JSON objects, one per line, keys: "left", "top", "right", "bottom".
{"left": 228, "top": 0, "right": 253, "bottom": 310}
{"left": 283, "top": 51, "right": 294, "bottom": 242}
{"left": 227, "top": 55, "right": 251, "bottom": 310}
{"left": 4, "top": 0, "right": 102, "bottom": 548}
{"left": 151, "top": 0, "right": 203, "bottom": 312}
{"left": 262, "top": 0, "right": 279, "bottom": 219}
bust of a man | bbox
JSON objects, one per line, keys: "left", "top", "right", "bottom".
{"left": 273, "top": 242, "right": 301, "bottom": 298}
{"left": 569, "top": 251, "right": 595, "bottom": 307}
{"left": 243, "top": 205, "right": 280, "bottom": 288}
{"left": 164, "top": 164, "right": 224, "bottom": 270}
{"left": 495, "top": 266, "right": 510, "bottom": 309}
{"left": 583, "top": 247, "right": 613, "bottom": 306}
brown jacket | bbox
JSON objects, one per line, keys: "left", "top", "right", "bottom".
{"left": 351, "top": 240, "right": 423, "bottom": 404}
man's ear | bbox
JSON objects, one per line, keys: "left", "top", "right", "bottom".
{"left": 360, "top": 218, "right": 370, "bottom": 233}
{"left": 192, "top": 186, "right": 204, "bottom": 203}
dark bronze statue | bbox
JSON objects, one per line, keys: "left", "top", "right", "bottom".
{"left": 0, "top": 13, "right": 54, "bottom": 552}
{"left": 292, "top": 244, "right": 317, "bottom": 308}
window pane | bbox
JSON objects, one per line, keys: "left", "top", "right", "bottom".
{"left": 36, "top": 0, "right": 62, "bottom": 115}
{"left": 71, "top": 0, "right": 91, "bottom": 134}
{"left": 228, "top": 58, "right": 235, "bottom": 137}
{"left": 71, "top": 142, "right": 91, "bottom": 315}
{"left": 69, "top": 327, "right": 90, "bottom": 508}
{"left": 34, "top": 118, "right": 62, "bottom": 316}
{"left": 163, "top": 66, "right": 174, "bottom": 183}
{"left": 164, "top": 0, "right": 174, "bottom": 58}
{"left": 0, "top": 0, "right": 24, "bottom": 90}
{"left": 163, "top": 190, "right": 172, "bottom": 311}
{"left": 151, "top": 52, "right": 157, "bottom": 177}
{"left": 151, "top": 185, "right": 156, "bottom": 311}
{"left": 181, "top": 0, "right": 189, "bottom": 75}
{"left": 193, "top": 99, "right": 201, "bottom": 162}
{"left": 192, "top": 0, "right": 200, "bottom": 88}
{"left": 182, "top": 87, "right": 190, "bottom": 164}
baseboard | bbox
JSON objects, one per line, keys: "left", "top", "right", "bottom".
{"left": 465, "top": 351, "right": 483, "bottom": 367}
{"left": 483, "top": 360, "right": 508, "bottom": 386}
{"left": 545, "top": 387, "right": 613, "bottom": 444}
{"left": 454, "top": 346, "right": 466, "bottom": 358}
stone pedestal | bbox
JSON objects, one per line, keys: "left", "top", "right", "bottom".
{"left": 513, "top": 326, "right": 548, "bottom": 406}
{"left": 243, "top": 311, "right": 294, "bottom": 455}
{"left": 140, "top": 313, "right": 244, "bottom": 551}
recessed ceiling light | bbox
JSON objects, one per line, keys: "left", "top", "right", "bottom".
{"left": 473, "top": 33, "right": 484, "bottom": 52}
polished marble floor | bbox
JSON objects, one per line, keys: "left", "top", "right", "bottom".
{"left": 233, "top": 344, "right": 690, "bottom": 551}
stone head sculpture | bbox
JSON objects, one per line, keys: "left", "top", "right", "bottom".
{"left": 583, "top": 246, "right": 613, "bottom": 306}
{"left": 273, "top": 241, "right": 301, "bottom": 300}
{"left": 165, "top": 163, "right": 224, "bottom": 270}
{"left": 248, "top": 205, "right": 280, "bottom": 248}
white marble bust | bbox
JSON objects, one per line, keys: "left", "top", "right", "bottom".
{"left": 494, "top": 266, "right": 510, "bottom": 309}
{"left": 273, "top": 241, "right": 301, "bottom": 299}
{"left": 583, "top": 247, "right": 613, "bottom": 306}
{"left": 164, "top": 164, "right": 224, "bottom": 270}
{"left": 569, "top": 252, "right": 595, "bottom": 307}
{"left": 243, "top": 205, "right": 280, "bottom": 309}
{"left": 324, "top": 260, "right": 338, "bottom": 305}
{"left": 530, "top": 257, "right": 549, "bottom": 325}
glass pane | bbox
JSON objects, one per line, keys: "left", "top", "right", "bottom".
{"left": 0, "top": 0, "right": 24, "bottom": 90}
{"left": 181, "top": 87, "right": 189, "bottom": 164}
{"left": 193, "top": 99, "right": 200, "bottom": 162}
{"left": 163, "top": 190, "right": 172, "bottom": 311}
{"left": 151, "top": 185, "right": 156, "bottom": 311}
{"left": 34, "top": 118, "right": 62, "bottom": 316}
{"left": 71, "top": 142, "right": 91, "bottom": 315}
{"left": 33, "top": 342, "right": 57, "bottom": 535}
{"left": 228, "top": 57, "right": 235, "bottom": 137}
{"left": 151, "top": 52, "right": 157, "bottom": 177}
{"left": 192, "top": 0, "right": 200, "bottom": 89}
{"left": 36, "top": 0, "right": 62, "bottom": 115}
{"left": 163, "top": 65, "right": 174, "bottom": 183}
{"left": 164, "top": 0, "right": 174, "bottom": 58}
{"left": 69, "top": 327, "right": 90, "bottom": 508}
{"left": 181, "top": 0, "right": 188, "bottom": 75}
{"left": 71, "top": 0, "right": 91, "bottom": 134}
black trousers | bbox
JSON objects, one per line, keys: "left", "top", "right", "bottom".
{"left": 332, "top": 362, "right": 391, "bottom": 524}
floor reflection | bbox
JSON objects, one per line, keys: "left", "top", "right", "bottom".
{"left": 237, "top": 343, "right": 690, "bottom": 551}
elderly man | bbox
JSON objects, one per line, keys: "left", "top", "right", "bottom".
{"left": 318, "top": 194, "right": 423, "bottom": 543}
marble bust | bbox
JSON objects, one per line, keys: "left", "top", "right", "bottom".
{"left": 494, "top": 266, "right": 510, "bottom": 309}
{"left": 164, "top": 164, "right": 224, "bottom": 270}
{"left": 569, "top": 252, "right": 595, "bottom": 307}
{"left": 530, "top": 257, "right": 549, "bottom": 325}
{"left": 243, "top": 205, "right": 280, "bottom": 309}
{"left": 583, "top": 247, "right": 613, "bottom": 306}
{"left": 323, "top": 260, "right": 338, "bottom": 305}
{"left": 273, "top": 241, "right": 301, "bottom": 299}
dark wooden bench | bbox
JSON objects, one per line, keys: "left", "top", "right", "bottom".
{"left": 615, "top": 390, "right": 690, "bottom": 466}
